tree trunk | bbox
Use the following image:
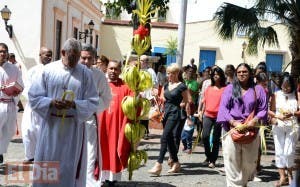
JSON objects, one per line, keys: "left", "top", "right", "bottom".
{"left": 290, "top": 59, "right": 300, "bottom": 79}
{"left": 289, "top": 27, "right": 300, "bottom": 78}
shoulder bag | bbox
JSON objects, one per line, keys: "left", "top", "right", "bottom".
{"left": 231, "top": 87, "right": 258, "bottom": 144}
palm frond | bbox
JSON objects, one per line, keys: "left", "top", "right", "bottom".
{"left": 255, "top": 0, "right": 300, "bottom": 24}
{"left": 164, "top": 37, "right": 177, "bottom": 56}
{"left": 247, "top": 26, "right": 279, "bottom": 55}
{"left": 132, "top": 0, "right": 156, "bottom": 25}
{"left": 256, "top": 0, "right": 284, "bottom": 14}
{"left": 214, "top": 3, "right": 259, "bottom": 40}
{"left": 247, "top": 36, "right": 259, "bottom": 55}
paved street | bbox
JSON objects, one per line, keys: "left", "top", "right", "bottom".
{"left": 0, "top": 110, "right": 298, "bottom": 187}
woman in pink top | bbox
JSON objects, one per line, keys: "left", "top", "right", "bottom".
{"left": 200, "top": 66, "right": 226, "bottom": 168}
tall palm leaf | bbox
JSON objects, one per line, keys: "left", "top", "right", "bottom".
{"left": 214, "top": 0, "right": 300, "bottom": 77}
{"left": 165, "top": 36, "right": 177, "bottom": 56}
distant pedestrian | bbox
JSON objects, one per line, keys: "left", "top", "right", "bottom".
{"left": 200, "top": 67, "right": 226, "bottom": 168}
{"left": 0, "top": 43, "right": 24, "bottom": 164}
{"left": 181, "top": 105, "right": 195, "bottom": 154}
{"left": 185, "top": 65, "right": 199, "bottom": 104}
{"left": 140, "top": 55, "right": 158, "bottom": 139}
{"left": 187, "top": 58, "right": 197, "bottom": 74}
{"left": 225, "top": 64, "right": 235, "bottom": 85}
{"left": 157, "top": 65, "right": 167, "bottom": 96}
{"left": 95, "top": 55, "right": 109, "bottom": 73}
{"left": 21, "top": 47, "right": 52, "bottom": 163}
{"left": 268, "top": 74, "right": 299, "bottom": 186}
{"left": 8, "top": 52, "right": 24, "bottom": 112}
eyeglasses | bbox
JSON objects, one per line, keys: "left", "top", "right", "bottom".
{"left": 237, "top": 70, "right": 249, "bottom": 74}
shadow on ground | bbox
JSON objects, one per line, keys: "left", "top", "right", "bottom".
{"left": 10, "top": 139, "right": 23, "bottom": 143}
{"left": 102, "top": 181, "right": 176, "bottom": 187}
{"left": 258, "top": 169, "right": 279, "bottom": 182}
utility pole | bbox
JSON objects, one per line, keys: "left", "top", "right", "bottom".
{"left": 176, "top": 0, "right": 187, "bottom": 68}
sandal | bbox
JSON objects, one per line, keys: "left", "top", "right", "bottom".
{"left": 274, "top": 179, "right": 289, "bottom": 187}
{"left": 167, "top": 158, "right": 174, "bottom": 168}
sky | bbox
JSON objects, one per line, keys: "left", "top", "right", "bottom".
{"left": 171, "top": 0, "right": 255, "bottom": 22}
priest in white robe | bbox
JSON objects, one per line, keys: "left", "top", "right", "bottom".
{"left": 21, "top": 47, "right": 52, "bottom": 162}
{"left": 0, "top": 43, "right": 24, "bottom": 163}
{"left": 28, "top": 38, "right": 99, "bottom": 187}
{"left": 80, "top": 44, "right": 112, "bottom": 187}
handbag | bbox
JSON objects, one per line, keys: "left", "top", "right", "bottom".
{"left": 230, "top": 88, "right": 258, "bottom": 144}
{"left": 148, "top": 98, "right": 163, "bottom": 123}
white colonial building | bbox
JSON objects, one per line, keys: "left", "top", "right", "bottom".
{"left": 0, "top": 0, "right": 292, "bottom": 75}
{"left": 0, "top": 0, "right": 103, "bottom": 77}
{"left": 100, "top": 0, "right": 291, "bottom": 72}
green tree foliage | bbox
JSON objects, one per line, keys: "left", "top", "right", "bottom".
{"left": 214, "top": 0, "right": 300, "bottom": 77}
{"left": 104, "top": 0, "right": 169, "bottom": 16}
{"left": 165, "top": 36, "right": 177, "bottom": 56}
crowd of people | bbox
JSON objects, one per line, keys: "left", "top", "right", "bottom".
{"left": 0, "top": 38, "right": 299, "bottom": 187}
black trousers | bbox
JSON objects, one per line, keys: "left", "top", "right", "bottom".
{"left": 157, "top": 118, "right": 182, "bottom": 163}
{"left": 202, "top": 115, "right": 222, "bottom": 163}
{"left": 140, "top": 120, "right": 149, "bottom": 134}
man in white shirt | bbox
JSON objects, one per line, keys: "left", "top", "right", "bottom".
{"left": 8, "top": 52, "right": 24, "bottom": 112}
{"left": 21, "top": 47, "right": 52, "bottom": 163}
{"left": 140, "top": 55, "right": 158, "bottom": 139}
{"left": 80, "top": 44, "right": 112, "bottom": 187}
{"left": 0, "top": 43, "right": 24, "bottom": 163}
{"left": 29, "top": 38, "right": 100, "bottom": 186}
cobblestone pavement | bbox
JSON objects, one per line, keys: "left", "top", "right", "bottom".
{"left": 0, "top": 111, "right": 298, "bottom": 187}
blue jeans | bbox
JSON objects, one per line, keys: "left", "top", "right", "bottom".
{"left": 181, "top": 128, "right": 194, "bottom": 150}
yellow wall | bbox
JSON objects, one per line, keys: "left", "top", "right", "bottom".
{"left": 100, "top": 20, "right": 291, "bottom": 71}
{"left": 100, "top": 24, "right": 177, "bottom": 61}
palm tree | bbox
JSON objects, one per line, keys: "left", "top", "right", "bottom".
{"left": 164, "top": 36, "right": 177, "bottom": 64}
{"left": 165, "top": 36, "right": 177, "bottom": 56}
{"left": 214, "top": 1, "right": 300, "bottom": 78}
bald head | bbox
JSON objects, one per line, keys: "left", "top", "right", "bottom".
{"left": 107, "top": 60, "right": 122, "bottom": 81}
{"left": 140, "top": 55, "right": 149, "bottom": 69}
{"left": 40, "top": 47, "right": 53, "bottom": 65}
